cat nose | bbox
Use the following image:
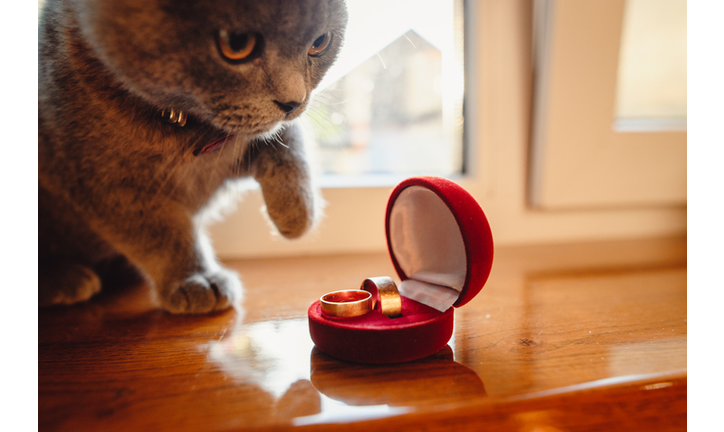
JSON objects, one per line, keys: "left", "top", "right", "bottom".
{"left": 274, "top": 100, "right": 302, "bottom": 114}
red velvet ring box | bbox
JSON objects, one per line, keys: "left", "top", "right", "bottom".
{"left": 308, "top": 176, "right": 494, "bottom": 363}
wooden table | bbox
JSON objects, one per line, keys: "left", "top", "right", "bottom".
{"left": 38, "top": 236, "right": 687, "bottom": 431}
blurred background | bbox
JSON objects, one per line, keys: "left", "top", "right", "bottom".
{"left": 210, "top": 0, "right": 686, "bottom": 259}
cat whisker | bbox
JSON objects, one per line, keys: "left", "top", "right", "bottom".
{"left": 145, "top": 121, "right": 216, "bottom": 204}
{"left": 232, "top": 135, "right": 246, "bottom": 177}
{"left": 304, "top": 108, "right": 342, "bottom": 137}
{"left": 269, "top": 128, "right": 289, "bottom": 149}
{"left": 309, "top": 94, "right": 349, "bottom": 106}
{"left": 312, "top": 86, "right": 349, "bottom": 95}
{"left": 150, "top": 152, "right": 188, "bottom": 204}
{"left": 312, "top": 99, "right": 349, "bottom": 107}
{"left": 206, "top": 132, "right": 234, "bottom": 191}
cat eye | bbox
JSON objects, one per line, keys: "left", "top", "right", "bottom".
{"left": 217, "top": 30, "right": 258, "bottom": 62}
{"left": 308, "top": 32, "right": 332, "bottom": 57}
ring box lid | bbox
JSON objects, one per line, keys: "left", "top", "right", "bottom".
{"left": 385, "top": 176, "right": 494, "bottom": 312}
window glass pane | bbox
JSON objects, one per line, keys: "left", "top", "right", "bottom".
{"left": 615, "top": 0, "right": 687, "bottom": 127}
{"left": 304, "top": 0, "right": 465, "bottom": 178}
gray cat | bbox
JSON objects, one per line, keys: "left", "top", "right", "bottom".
{"left": 38, "top": 0, "right": 347, "bottom": 313}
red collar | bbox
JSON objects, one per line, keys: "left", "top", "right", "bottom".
{"left": 194, "top": 135, "right": 236, "bottom": 156}
{"left": 160, "top": 109, "right": 235, "bottom": 157}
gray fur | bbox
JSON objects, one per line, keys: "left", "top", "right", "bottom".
{"left": 38, "top": 0, "right": 347, "bottom": 313}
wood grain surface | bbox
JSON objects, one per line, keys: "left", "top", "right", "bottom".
{"left": 38, "top": 236, "right": 687, "bottom": 431}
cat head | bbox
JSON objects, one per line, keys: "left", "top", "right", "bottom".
{"left": 74, "top": 0, "right": 347, "bottom": 135}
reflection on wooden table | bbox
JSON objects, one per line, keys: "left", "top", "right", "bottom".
{"left": 38, "top": 236, "right": 686, "bottom": 431}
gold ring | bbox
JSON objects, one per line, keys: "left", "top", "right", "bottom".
{"left": 361, "top": 277, "right": 402, "bottom": 318}
{"left": 320, "top": 290, "right": 373, "bottom": 318}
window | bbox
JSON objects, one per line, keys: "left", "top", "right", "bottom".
{"left": 212, "top": 0, "right": 686, "bottom": 258}
{"left": 304, "top": 0, "right": 466, "bottom": 182}
{"left": 614, "top": 0, "right": 687, "bottom": 130}
{"left": 212, "top": 0, "right": 471, "bottom": 258}
{"left": 529, "top": 0, "right": 686, "bottom": 209}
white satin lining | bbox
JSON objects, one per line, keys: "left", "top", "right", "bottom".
{"left": 389, "top": 186, "right": 467, "bottom": 312}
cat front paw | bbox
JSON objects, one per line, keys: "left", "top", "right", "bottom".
{"left": 161, "top": 269, "right": 242, "bottom": 314}
{"left": 39, "top": 261, "right": 102, "bottom": 307}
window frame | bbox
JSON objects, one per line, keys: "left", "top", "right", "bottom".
{"left": 529, "top": 0, "right": 687, "bottom": 209}
{"left": 210, "top": 0, "right": 686, "bottom": 260}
